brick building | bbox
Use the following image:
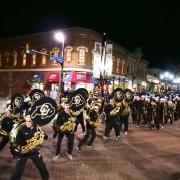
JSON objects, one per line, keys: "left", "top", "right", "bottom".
{"left": 0, "top": 27, "right": 148, "bottom": 97}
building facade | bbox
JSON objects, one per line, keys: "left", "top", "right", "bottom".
{"left": 0, "top": 27, "right": 148, "bottom": 97}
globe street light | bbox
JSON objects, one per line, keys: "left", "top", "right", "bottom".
{"left": 160, "top": 71, "right": 174, "bottom": 91}
{"left": 54, "top": 31, "right": 65, "bottom": 103}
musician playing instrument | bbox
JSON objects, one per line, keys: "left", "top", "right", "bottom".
{"left": 10, "top": 115, "right": 49, "bottom": 180}
{"left": 0, "top": 107, "right": 19, "bottom": 151}
{"left": 76, "top": 104, "right": 100, "bottom": 151}
{"left": 103, "top": 99, "right": 120, "bottom": 140}
{"left": 53, "top": 104, "right": 75, "bottom": 161}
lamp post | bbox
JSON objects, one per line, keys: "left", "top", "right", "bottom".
{"left": 160, "top": 71, "right": 174, "bottom": 91}
{"left": 54, "top": 32, "right": 65, "bottom": 103}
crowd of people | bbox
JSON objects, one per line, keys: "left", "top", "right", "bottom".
{"left": 0, "top": 88, "right": 179, "bottom": 180}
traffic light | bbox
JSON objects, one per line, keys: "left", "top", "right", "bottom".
{"left": 25, "top": 43, "right": 31, "bottom": 54}
{"left": 49, "top": 51, "right": 54, "bottom": 57}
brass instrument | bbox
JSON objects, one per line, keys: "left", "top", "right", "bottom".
{"left": 0, "top": 114, "right": 21, "bottom": 136}
{"left": 60, "top": 118, "right": 76, "bottom": 134}
{"left": 121, "top": 100, "right": 131, "bottom": 116}
{"left": 109, "top": 102, "right": 122, "bottom": 116}
{"left": 9, "top": 121, "right": 45, "bottom": 155}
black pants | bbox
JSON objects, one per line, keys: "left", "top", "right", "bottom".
{"left": 78, "top": 125, "right": 96, "bottom": 148}
{"left": 74, "top": 118, "right": 85, "bottom": 133}
{"left": 55, "top": 133, "right": 74, "bottom": 155}
{"left": 0, "top": 136, "right": 9, "bottom": 151}
{"left": 104, "top": 120, "right": 120, "bottom": 137}
{"left": 119, "top": 115, "right": 129, "bottom": 132}
{"left": 11, "top": 152, "right": 49, "bottom": 180}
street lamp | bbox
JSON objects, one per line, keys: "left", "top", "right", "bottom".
{"left": 160, "top": 71, "right": 174, "bottom": 91}
{"left": 54, "top": 31, "right": 65, "bottom": 103}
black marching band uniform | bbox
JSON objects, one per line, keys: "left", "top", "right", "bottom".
{"left": 0, "top": 108, "right": 19, "bottom": 151}
{"left": 76, "top": 105, "right": 99, "bottom": 151}
{"left": 53, "top": 106, "right": 75, "bottom": 160}
{"left": 10, "top": 118, "right": 49, "bottom": 180}
{"left": 103, "top": 100, "right": 120, "bottom": 140}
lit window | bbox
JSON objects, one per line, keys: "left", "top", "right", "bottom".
{"left": 13, "top": 51, "right": 18, "bottom": 66}
{"left": 112, "top": 56, "right": 116, "bottom": 73}
{"left": 4, "top": 52, "right": 9, "bottom": 66}
{"left": 52, "top": 47, "right": 60, "bottom": 64}
{"left": 64, "top": 46, "right": 73, "bottom": 62}
{"left": 21, "top": 50, "right": 27, "bottom": 66}
{"left": 116, "top": 58, "right": 120, "bottom": 73}
{"left": 77, "top": 46, "right": 88, "bottom": 65}
{"left": 122, "top": 60, "right": 125, "bottom": 74}
{"left": 32, "top": 52, "right": 36, "bottom": 65}
{"left": 41, "top": 48, "right": 47, "bottom": 65}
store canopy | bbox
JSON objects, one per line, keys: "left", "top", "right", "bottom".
{"left": 71, "top": 72, "right": 92, "bottom": 83}
{"left": 48, "top": 73, "right": 60, "bottom": 83}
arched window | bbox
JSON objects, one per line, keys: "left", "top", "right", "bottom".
{"left": 21, "top": 50, "right": 27, "bottom": 66}
{"left": 52, "top": 47, "right": 60, "bottom": 64}
{"left": 13, "top": 51, "right": 18, "bottom": 66}
{"left": 122, "top": 60, "right": 125, "bottom": 74}
{"left": 32, "top": 52, "right": 36, "bottom": 65}
{"left": 41, "top": 48, "right": 47, "bottom": 65}
{"left": 77, "top": 46, "right": 88, "bottom": 65}
{"left": 4, "top": 52, "right": 9, "bottom": 67}
{"left": 64, "top": 46, "right": 73, "bottom": 62}
{"left": 112, "top": 56, "right": 116, "bottom": 73}
{"left": 116, "top": 58, "right": 120, "bottom": 73}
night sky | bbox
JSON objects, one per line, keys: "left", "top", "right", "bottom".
{"left": 0, "top": 1, "right": 179, "bottom": 69}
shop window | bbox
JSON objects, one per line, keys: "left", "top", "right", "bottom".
{"left": 32, "top": 52, "right": 36, "bottom": 65}
{"left": 51, "top": 83, "right": 59, "bottom": 91}
{"left": 41, "top": 48, "right": 47, "bottom": 65}
{"left": 122, "top": 60, "right": 125, "bottom": 74}
{"left": 13, "top": 51, "right": 18, "bottom": 66}
{"left": 64, "top": 46, "right": 73, "bottom": 62}
{"left": 32, "top": 82, "right": 44, "bottom": 90}
{"left": 77, "top": 46, "right": 88, "bottom": 65}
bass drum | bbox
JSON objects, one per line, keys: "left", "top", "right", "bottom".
{"left": 9, "top": 121, "right": 45, "bottom": 156}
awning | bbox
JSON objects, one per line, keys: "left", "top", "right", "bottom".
{"left": 71, "top": 72, "right": 92, "bottom": 83}
{"left": 28, "top": 72, "right": 44, "bottom": 82}
{"left": 48, "top": 73, "right": 60, "bottom": 83}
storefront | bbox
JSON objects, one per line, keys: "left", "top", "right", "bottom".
{"left": 27, "top": 72, "right": 44, "bottom": 90}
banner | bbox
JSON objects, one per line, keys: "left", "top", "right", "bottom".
{"left": 93, "top": 42, "right": 102, "bottom": 78}
{"left": 104, "top": 43, "right": 113, "bottom": 77}
{"left": 93, "top": 42, "right": 113, "bottom": 79}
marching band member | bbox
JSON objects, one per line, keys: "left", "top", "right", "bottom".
{"left": 76, "top": 104, "right": 100, "bottom": 151}
{"left": 0, "top": 107, "right": 19, "bottom": 151}
{"left": 103, "top": 99, "right": 120, "bottom": 141}
{"left": 10, "top": 115, "right": 49, "bottom": 180}
{"left": 53, "top": 104, "right": 75, "bottom": 161}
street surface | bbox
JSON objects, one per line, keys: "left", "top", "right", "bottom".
{"left": 1, "top": 121, "right": 180, "bottom": 180}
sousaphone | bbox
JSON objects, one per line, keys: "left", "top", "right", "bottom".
{"left": 68, "top": 88, "right": 88, "bottom": 116}
{"left": 9, "top": 97, "right": 57, "bottom": 156}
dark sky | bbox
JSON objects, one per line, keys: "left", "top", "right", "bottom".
{"left": 0, "top": 0, "right": 180, "bottom": 69}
